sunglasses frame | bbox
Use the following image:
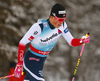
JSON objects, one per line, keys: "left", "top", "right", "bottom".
{"left": 52, "top": 13, "right": 66, "bottom": 22}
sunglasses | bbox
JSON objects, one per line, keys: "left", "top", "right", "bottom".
{"left": 52, "top": 13, "right": 66, "bottom": 22}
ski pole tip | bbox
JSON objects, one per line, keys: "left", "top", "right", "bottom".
{"left": 86, "top": 32, "right": 90, "bottom": 37}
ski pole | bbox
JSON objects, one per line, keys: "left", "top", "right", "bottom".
{"left": 71, "top": 33, "right": 90, "bottom": 81}
{"left": 0, "top": 74, "right": 14, "bottom": 80}
{"left": 71, "top": 44, "right": 85, "bottom": 81}
{"left": 0, "top": 71, "right": 24, "bottom": 80}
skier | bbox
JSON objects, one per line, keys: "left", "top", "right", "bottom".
{"left": 14, "top": 3, "right": 90, "bottom": 81}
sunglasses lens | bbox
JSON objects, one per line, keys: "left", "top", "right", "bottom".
{"left": 54, "top": 15, "right": 66, "bottom": 22}
{"left": 58, "top": 19, "right": 65, "bottom": 22}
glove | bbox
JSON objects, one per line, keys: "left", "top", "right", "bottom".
{"left": 80, "top": 35, "right": 90, "bottom": 44}
{"left": 14, "top": 63, "right": 23, "bottom": 78}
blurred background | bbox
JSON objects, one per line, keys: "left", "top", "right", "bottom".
{"left": 0, "top": 0, "right": 100, "bottom": 81}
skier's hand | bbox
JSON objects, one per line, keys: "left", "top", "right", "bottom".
{"left": 14, "top": 63, "right": 23, "bottom": 78}
{"left": 80, "top": 35, "right": 90, "bottom": 44}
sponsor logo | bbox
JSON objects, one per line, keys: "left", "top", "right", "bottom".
{"left": 58, "top": 29, "right": 62, "bottom": 34}
{"left": 28, "top": 36, "right": 34, "bottom": 41}
{"left": 39, "top": 70, "right": 43, "bottom": 76}
{"left": 39, "top": 51, "right": 50, "bottom": 55}
{"left": 33, "top": 31, "right": 38, "bottom": 35}
{"left": 43, "top": 22, "right": 47, "bottom": 27}
{"left": 59, "top": 10, "right": 66, "bottom": 14}
{"left": 64, "top": 27, "right": 68, "bottom": 33}
{"left": 15, "top": 73, "right": 20, "bottom": 78}
{"left": 40, "top": 33, "right": 58, "bottom": 42}
{"left": 63, "top": 14, "right": 66, "bottom": 17}
{"left": 20, "top": 50, "right": 24, "bottom": 61}
{"left": 29, "top": 57, "right": 40, "bottom": 61}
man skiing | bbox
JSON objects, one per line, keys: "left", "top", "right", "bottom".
{"left": 14, "top": 3, "right": 90, "bottom": 81}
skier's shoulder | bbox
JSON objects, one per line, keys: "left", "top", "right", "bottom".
{"left": 62, "top": 21, "right": 69, "bottom": 33}
{"left": 36, "top": 19, "right": 48, "bottom": 32}
{"left": 30, "top": 19, "right": 46, "bottom": 32}
{"left": 58, "top": 21, "right": 68, "bottom": 30}
{"left": 37, "top": 19, "right": 51, "bottom": 32}
{"left": 63, "top": 21, "right": 68, "bottom": 28}
{"left": 58, "top": 21, "right": 69, "bottom": 34}
{"left": 37, "top": 19, "right": 47, "bottom": 22}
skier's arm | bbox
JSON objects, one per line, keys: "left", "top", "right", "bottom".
{"left": 62, "top": 22, "right": 90, "bottom": 47}
{"left": 62, "top": 30, "right": 82, "bottom": 46}
{"left": 61, "top": 22, "right": 82, "bottom": 47}
{"left": 18, "top": 23, "right": 41, "bottom": 63}
{"left": 14, "top": 23, "right": 41, "bottom": 78}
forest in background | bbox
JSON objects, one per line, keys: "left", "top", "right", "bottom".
{"left": 0, "top": 0, "right": 100, "bottom": 81}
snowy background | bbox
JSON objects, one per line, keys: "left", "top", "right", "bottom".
{"left": 0, "top": 0, "right": 100, "bottom": 81}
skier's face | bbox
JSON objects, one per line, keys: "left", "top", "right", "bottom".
{"left": 51, "top": 16, "right": 66, "bottom": 28}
